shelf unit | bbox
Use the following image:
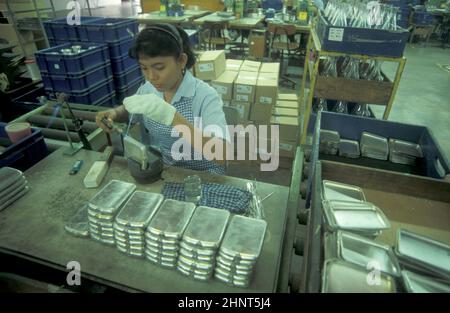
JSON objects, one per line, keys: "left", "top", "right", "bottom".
{"left": 4, "top": 0, "right": 57, "bottom": 57}
{"left": 299, "top": 27, "right": 407, "bottom": 144}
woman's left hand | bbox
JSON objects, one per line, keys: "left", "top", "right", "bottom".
{"left": 123, "top": 94, "right": 176, "bottom": 126}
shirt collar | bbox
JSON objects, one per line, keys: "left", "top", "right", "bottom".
{"left": 152, "top": 70, "right": 196, "bottom": 105}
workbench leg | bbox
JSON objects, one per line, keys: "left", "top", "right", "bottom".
{"left": 300, "top": 57, "right": 320, "bottom": 145}
{"left": 383, "top": 57, "right": 407, "bottom": 120}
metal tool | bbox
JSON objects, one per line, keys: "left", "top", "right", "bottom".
{"left": 101, "top": 117, "right": 123, "bottom": 134}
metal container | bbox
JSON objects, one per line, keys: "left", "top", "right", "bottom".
{"left": 179, "top": 241, "right": 216, "bottom": 256}
{"left": 145, "top": 232, "right": 178, "bottom": 245}
{"left": 147, "top": 199, "right": 196, "bottom": 239}
{"left": 389, "top": 139, "right": 423, "bottom": 165}
{"left": 178, "top": 255, "right": 213, "bottom": 272}
{"left": 145, "top": 238, "right": 179, "bottom": 252}
{"left": 401, "top": 270, "right": 450, "bottom": 293}
{"left": 0, "top": 176, "right": 26, "bottom": 201}
{"left": 0, "top": 181, "right": 28, "bottom": 207}
{"left": 64, "top": 204, "right": 90, "bottom": 237}
{"left": 115, "top": 191, "right": 163, "bottom": 228}
{"left": 360, "top": 132, "right": 389, "bottom": 160}
{"left": 0, "top": 167, "right": 24, "bottom": 191}
{"left": 219, "top": 215, "right": 267, "bottom": 261}
{"left": 177, "top": 264, "right": 211, "bottom": 281}
{"left": 323, "top": 200, "right": 391, "bottom": 236}
{"left": 322, "top": 180, "right": 366, "bottom": 202}
{"left": 339, "top": 139, "right": 360, "bottom": 158}
{"left": 123, "top": 136, "right": 149, "bottom": 170}
{"left": 336, "top": 231, "right": 401, "bottom": 277}
{"left": 216, "top": 254, "right": 254, "bottom": 271}
{"left": 320, "top": 130, "right": 340, "bottom": 155}
{"left": 88, "top": 180, "right": 136, "bottom": 214}
{"left": 179, "top": 247, "right": 215, "bottom": 262}
{"left": 322, "top": 259, "right": 397, "bottom": 293}
{"left": 182, "top": 206, "right": 230, "bottom": 249}
{"left": 395, "top": 229, "right": 450, "bottom": 280}
{"left": 146, "top": 245, "right": 178, "bottom": 258}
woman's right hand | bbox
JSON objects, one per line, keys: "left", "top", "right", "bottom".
{"left": 95, "top": 109, "right": 117, "bottom": 133}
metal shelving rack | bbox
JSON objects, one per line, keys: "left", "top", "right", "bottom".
{"left": 4, "top": 0, "right": 57, "bottom": 57}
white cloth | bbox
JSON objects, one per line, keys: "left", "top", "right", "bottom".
{"left": 123, "top": 94, "right": 176, "bottom": 126}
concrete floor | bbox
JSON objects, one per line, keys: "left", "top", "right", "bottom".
{"left": 78, "top": 2, "right": 449, "bottom": 186}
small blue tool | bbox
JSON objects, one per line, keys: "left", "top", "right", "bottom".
{"left": 70, "top": 160, "right": 84, "bottom": 175}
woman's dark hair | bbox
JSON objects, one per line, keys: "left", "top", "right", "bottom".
{"left": 129, "top": 23, "right": 196, "bottom": 69}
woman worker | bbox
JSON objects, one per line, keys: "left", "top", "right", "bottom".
{"left": 95, "top": 24, "right": 230, "bottom": 175}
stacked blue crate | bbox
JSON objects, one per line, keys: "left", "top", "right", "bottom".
{"left": 386, "top": 0, "right": 412, "bottom": 29}
{"left": 35, "top": 42, "right": 116, "bottom": 106}
{"left": 77, "top": 18, "right": 143, "bottom": 103}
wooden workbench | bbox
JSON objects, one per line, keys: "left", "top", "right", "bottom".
{"left": 0, "top": 148, "right": 290, "bottom": 293}
{"left": 135, "top": 10, "right": 210, "bottom": 25}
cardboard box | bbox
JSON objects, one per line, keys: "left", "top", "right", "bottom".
{"left": 211, "top": 70, "right": 238, "bottom": 101}
{"left": 273, "top": 107, "right": 298, "bottom": 117}
{"left": 276, "top": 100, "right": 298, "bottom": 109}
{"left": 260, "top": 62, "right": 280, "bottom": 74}
{"left": 248, "top": 30, "right": 266, "bottom": 59}
{"left": 231, "top": 100, "right": 252, "bottom": 123}
{"left": 251, "top": 72, "right": 278, "bottom": 124}
{"left": 226, "top": 59, "right": 243, "bottom": 72}
{"left": 270, "top": 115, "right": 299, "bottom": 142}
{"left": 194, "top": 50, "right": 226, "bottom": 81}
{"left": 278, "top": 93, "right": 298, "bottom": 101}
{"left": 234, "top": 71, "right": 258, "bottom": 103}
{"left": 240, "top": 60, "right": 261, "bottom": 72}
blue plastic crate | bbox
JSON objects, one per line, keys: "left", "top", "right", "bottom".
{"left": 95, "top": 91, "right": 117, "bottom": 107}
{"left": 113, "top": 65, "right": 142, "bottom": 89}
{"left": 46, "top": 78, "right": 115, "bottom": 105}
{"left": 44, "top": 17, "right": 104, "bottom": 42}
{"left": 48, "top": 39, "right": 69, "bottom": 47}
{"left": 108, "top": 37, "right": 134, "bottom": 59}
{"left": 0, "top": 123, "right": 48, "bottom": 171}
{"left": 110, "top": 54, "right": 138, "bottom": 74}
{"left": 315, "top": 13, "right": 409, "bottom": 57}
{"left": 307, "top": 112, "right": 450, "bottom": 179}
{"left": 41, "top": 62, "right": 112, "bottom": 93}
{"left": 78, "top": 18, "right": 139, "bottom": 43}
{"left": 35, "top": 42, "right": 110, "bottom": 75}
{"left": 115, "top": 76, "right": 144, "bottom": 103}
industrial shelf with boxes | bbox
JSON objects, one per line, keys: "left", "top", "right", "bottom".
{"left": 1, "top": 0, "right": 57, "bottom": 57}
{"left": 195, "top": 50, "right": 302, "bottom": 170}
{"left": 300, "top": 1, "right": 409, "bottom": 145}
{"left": 41, "top": 16, "right": 142, "bottom": 104}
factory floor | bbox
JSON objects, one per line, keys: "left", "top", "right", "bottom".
{"left": 77, "top": 3, "right": 449, "bottom": 187}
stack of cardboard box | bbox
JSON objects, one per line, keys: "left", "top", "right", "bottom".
{"left": 194, "top": 50, "right": 226, "bottom": 81}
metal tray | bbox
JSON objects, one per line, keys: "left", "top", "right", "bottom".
{"left": 214, "top": 272, "right": 250, "bottom": 288}
{"left": 177, "top": 265, "right": 211, "bottom": 281}
{"left": 88, "top": 180, "right": 136, "bottom": 214}
{"left": 0, "top": 186, "right": 29, "bottom": 211}
{"left": 214, "top": 267, "right": 251, "bottom": 284}
{"left": 219, "top": 215, "right": 267, "bottom": 261}
{"left": 322, "top": 180, "right": 366, "bottom": 202}
{"left": 337, "top": 231, "right": 401, "bottom": 277}
{"left": 115, "top": 191, "right": 163, "bottom": 228}
{"left": 0, "top": 177, "right": 26, "bottom": 200}
{"left": 395, "top": 229, "right": 450, "bottom": 280}
{"left": 323, "top": 231, "right": 338, "bottom": 261}
{"left": 0, "top": 167, "right": 24, "bottom": 191}
{"left": 145, "top": 238, "right": 179, "bottom": 251}
{"left": 323, "top": 201, "right": 391, "bottom": 234}
{"left": 339, "top": 139, "right": 360, "bottom": 158}
{"left": 179, "top": 241, "right": 215, "bottom": 256}
{"left": 114, "top": 232, "right": 144, "bottom": 243}
{"left": 90, "top": 233, "right": 115, "bottom": 245}
{"left": 64, "top": 204, "right": 90, "bottom": 237}
{"left": 177, "top": 261, "right": 213, "bottom": 277}
{"left": 178, "top": 255, "right": 213, "bottom": 271}
{"left": 145, "top": 251, "right": 177, "bottom": 265}
{"left": 89, "top": 223, "right": 114, "bottom": 233}
{"left": 0, "top": 181, "right": 28, "bottom": 206}
{"left": 147, "top": 199, "right": 196, "bottom": 239}
{"left": 124, "top": 135, "right": 149, "bottom": 170}
{"left": 146, "top": 245, "right": 178, "bottom": 258}
{"left": 179, "top": 247, "right": 215, "bottom": 262}
{"left": 182, "top": 206, "right": 230, "bottom": 249}
{"left": 321, "top": 259, "right": 397, "bottom": 293}
{"left": 114, "top": 223, "right": 145, "bottom": 235}
{"left": 215, "top": 260, "right": 253, "bottom": 276}
{"left": 216, "top": 254, "right": 254, "bottom": 271}
{"left": 360, "top": 132, "right": 389, "bottom": 160}
{"left": 217, "top": 250, "right": 257, "bottom": 266}
{"left": 402, "top": 270, "right": 450, "bottom": 293}
{"left": 389, "top": 139, "right": 423, "bottom": 158}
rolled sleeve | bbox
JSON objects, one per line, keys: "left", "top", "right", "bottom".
{"left": 198, "top": 92, "right": 231, "bottom": 143}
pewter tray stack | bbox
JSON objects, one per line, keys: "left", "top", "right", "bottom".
{"left": 360, "top": 132, "right": 389, "bottom": 160}
{"left": 177, "top": 206, "right": 230, "bottom": 281}
{"left": 113, "top": 191, "right": 164, "bottom": 257}
{"left": 0, "top": 167, "right": 29, "bottom": 211}
{"left": 214, "top": 215, "right": 267, "bottom": 288}
{"left": 319, "top": 130, "right": 340, "bottom": 155}
{"left": 389, "top": 139, "right": 423, "bottom": 165}
{"left": 87, "top": 180, "right": 136, "bottom": 245}
{"left": 338, "top": 139, "right": 360, "bottom": 158}
{"left": 144, "top": 199, "right": 196, "bottom": 268}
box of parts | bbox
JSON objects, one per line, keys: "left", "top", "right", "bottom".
{"left": 234, "top": 71, "right": 258, "bottom": 103}
{"left": 270, "top": 115, "right": 299, "bottom": 142}
{"left": 260, "top": 62, "right": 280, "bottom": 74}
{"left": 194, "top": 50, "right": 226, "bottom": 81}
{"left": 240, "top": 60, "right": 261, "bottom": 72}
{"left": 211, "top": 71, "right": 238, "bottom": 101}
{"left": 278, "top": 93, "right": 298, "bottom": 101}
{"left": 251, "top": 72, "right": 278, "bottom": 124}
{"left": 231, "top": 100, "right": 252, "bottom": 122}
{"left": 226, "top": 59, "right": 243, "bottom": 72}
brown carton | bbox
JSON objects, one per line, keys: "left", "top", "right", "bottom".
{"left": 260, "top": 62, "right": 280, "bottom": 74}
{"left": 240, "top": 60, "right": 261, "bottom": 72}
{"left": 231, "top": 100, "right": 252, "bottom": 123}
{"left": 278, "top": 93, "right": 298, "bottom": 101}
{"left": 226, "top": 59, "right": 243, "bottom": 72}
{"left": 251, "top": 72, "right": 278, "bottom": 124}
{"left": 211, "top": 70, "right": 238, "bottom": 101}
{"left": 194, "top": 50, "right": 226, "bottom": 81}
{"left": 270, "top": 115, "right": 299, "bottom": 142}
{"left": 233, "top": 71, "right": 258, "bottom": 103}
